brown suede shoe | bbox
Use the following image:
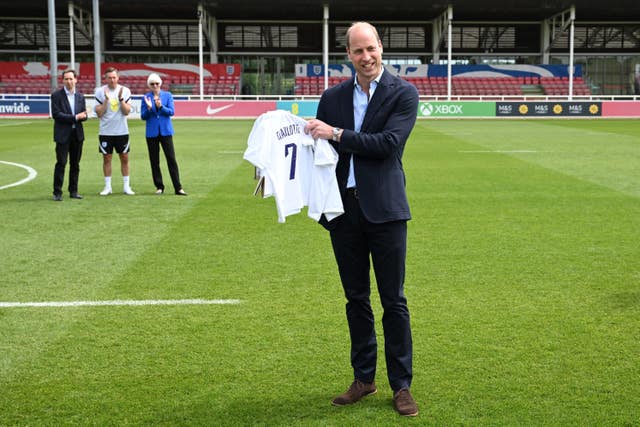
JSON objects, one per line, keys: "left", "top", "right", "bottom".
{"left": 393, "top": 388, "right": 418, "bottom": 416}
{"left": 331, "top": 379, "right": 377, "bottom": 406}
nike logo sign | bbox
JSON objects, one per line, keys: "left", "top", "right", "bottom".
{"left": 206, "top": 104, "right": 233, "bottom": 115}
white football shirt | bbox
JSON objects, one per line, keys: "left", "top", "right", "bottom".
{"left": 94, "top": 85, "right": 132, "bottom": 135}
{"left": 244, "top": 110, "right": 343, "bottom": 223}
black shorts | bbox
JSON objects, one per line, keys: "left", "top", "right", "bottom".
{"left": 98, "top": 135, "right": 130, "bottom": 155}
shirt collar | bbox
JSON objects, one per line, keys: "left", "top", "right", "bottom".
{"left": 353, "top": 67, "right": 384, "bottom": 89}
{"left": 64, "top": 87, "right": 75, "bottom": 96}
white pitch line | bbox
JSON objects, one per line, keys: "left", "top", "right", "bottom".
{"left": 0, "top": 160, "right": 38, "bottom": 190}
{"left": 0, "top": 299, "right": 242, "bottom": 308}
{"left": 0, "top": 121, "right": 34, "bottom": 127}
{"left": 458, "top": 150, "right": 540, "bottom": 153}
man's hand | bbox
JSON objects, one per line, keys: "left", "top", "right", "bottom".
{"left": 305, "top": 119, "right": 334, "bottom": 141}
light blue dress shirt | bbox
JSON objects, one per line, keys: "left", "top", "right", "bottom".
{"left": 65, "top": 87, "right": 76, "bottom": 128}
{"left": 347, "top": 69, "right": 383, "bottom": 188}
{"left": 64, "top": 87, "right": 76, "bottom": 116}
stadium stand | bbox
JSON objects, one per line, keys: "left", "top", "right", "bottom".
{"left": 0, "top": 74, "right": 51, "bottom": 94}
{"left": 1, "top": 71, "right": 591, "bottom": 98}
{"left": 0, "top": 1, "right": 637, "bottom": 97}
{"left": 294, "top": 76, "right": 350, "bottom": 95}
{"left": 540, "top": 76, "right": 591, "bottom": 96}
{"left": 293, "top": 75, "right": 591, "bottom": 97}
{"left": 0, "top": 72, "right": 241, "bottom": 96}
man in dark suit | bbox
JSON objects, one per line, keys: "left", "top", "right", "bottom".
{"left": 51, "top": 69, "right": 88, "bottom": 201}
{"left": 305, "top": 22, "right": 420, "bottom": 417}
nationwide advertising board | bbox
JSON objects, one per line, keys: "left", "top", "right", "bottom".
{"left": 0, "top": 100, "right": 49, "bottom": 117}
{"left": 418, "top": 101, "right": 495, "bottom": 118}
{"left": 495, "top": 102, "right": 601, "bottom": 117}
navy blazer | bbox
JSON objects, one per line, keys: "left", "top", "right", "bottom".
{"left": 316, "top": 70, "right": 419, "bottom": 225}
{"left": 51, "top": 88, "right": 86, "bottom": 143}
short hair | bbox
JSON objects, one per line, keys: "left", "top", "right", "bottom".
{"left": 62, "top": 69, "right": 77, "bottom": 78}
{"left": 346, "top": 22, "right": 381, "bottom": 49}
{"left": 104, "top": 67, "right": 118, "bottom": 76}
{"left": 147, "top": 72, "right": 162, "bottom": 87}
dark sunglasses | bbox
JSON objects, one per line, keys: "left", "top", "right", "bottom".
{"left": 150, "top": 82, "right": 160, "bottom": 86}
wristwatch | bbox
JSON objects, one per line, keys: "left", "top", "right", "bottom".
{"left": 332, "top": 127, "right": 342, "bottom": 141}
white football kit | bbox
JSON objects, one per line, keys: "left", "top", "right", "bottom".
{"left": 244, "top": 110, "right": 343, "bottom": 223}
{"left": 94, "top": 85, "right": 132, "bottom": 135}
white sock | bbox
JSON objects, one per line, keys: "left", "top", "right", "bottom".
{"left": 123, "top": 176, "right": 130, "bottom": 187}
{"left": 104, "top": 176, "right": 112, "bottom": 187}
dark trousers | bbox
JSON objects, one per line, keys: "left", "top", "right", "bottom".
{"left": 329, "top": 190, "right": 413, "bottom": 392}
{"left": 146, "top": 135, "right": 182, "bottom": 192}
{"left": 53, "top": 135, "right": 83, "bottom": 196}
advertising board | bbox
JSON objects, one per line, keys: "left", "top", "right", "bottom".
{"left": 495, "top": 102, "right": 601, "bottom": 117}
{"left": 418, "top": 101, "right": 495, "bottom": 118}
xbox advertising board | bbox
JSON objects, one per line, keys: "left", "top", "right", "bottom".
{"left": 418, "top": 101, "right": 495, "bottom": 118}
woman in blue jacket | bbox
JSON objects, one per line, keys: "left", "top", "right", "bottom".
{"left": 141, "top": 73, "right": 187, "bottom": 195}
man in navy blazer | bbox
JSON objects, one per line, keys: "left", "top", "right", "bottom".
{"left": 51, "top": 69, "right": 88, "bottom": 201}
{"left": 305, "top": 22, "right": 420, "bottom": 416}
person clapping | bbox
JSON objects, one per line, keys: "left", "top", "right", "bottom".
{"left": 140, "top": 73, "right": 187, "bottom": 196}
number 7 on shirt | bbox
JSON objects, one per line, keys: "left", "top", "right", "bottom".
{"left": 285, "top": 143, "right": 297, "bottom": 180}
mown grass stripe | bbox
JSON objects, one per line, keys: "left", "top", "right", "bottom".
{"left": 0, "top": 299, "right": 242, "bottom": 308}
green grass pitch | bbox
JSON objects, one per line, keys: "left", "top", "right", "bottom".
{"left": 1, "top": 117, "right": 639, "bottom": 425}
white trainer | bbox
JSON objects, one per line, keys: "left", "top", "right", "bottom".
{"left": 99, "top": 187, "right": 112, "bottom": 196}
{"left": 123, "top": 187, "right": 135, "bottom": 195}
